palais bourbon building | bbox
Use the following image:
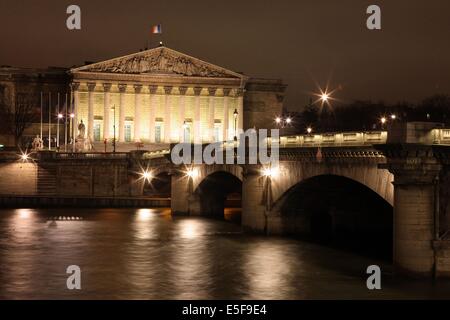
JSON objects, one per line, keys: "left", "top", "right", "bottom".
{"left": 0, "top": 46, "right": 287, "bottom": 150}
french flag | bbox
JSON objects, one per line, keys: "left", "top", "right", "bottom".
{"left": 151, "top": 24, "right": 162, "bottom": 34}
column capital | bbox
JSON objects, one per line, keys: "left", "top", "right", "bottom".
{"left": 179, "top": 86, "right": 188, "bottom": 95}
{"left": 208, "top": 87, "right": 217, "bottom": 96}
{"left": 118, "top": 84, "right": 127, "bottom": 93}
{"left": 235, "top": 88, "right": 245, "bottom": 97}
{"left": 87, "top": 82, "right": 96, "bottom": 92}
{"left": 223, "top": 88, "right": 232, "bottom": 97}
{"left": 164, "top": 86, "right": 173, "bottom": 95}
{"left": 134, "top": 84, "right": 143, "bottom": 94}
{"left": 103, "top": 83, "right": 112, "bottom": 92}
{"left": 149, "top": 85, "right": 158, "bottom": 94}
{"left": 193, "top": 87, "right": 202, "bottom": 96}
{"left": 71, "top": 82, "right": 80, "bottom": 91}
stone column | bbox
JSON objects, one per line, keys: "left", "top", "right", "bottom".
{"left": 118, "top": 84, "right": 127, "bottom": 142}
{"left": 208, "top": 87, "right": 217, "bottom": 142}
{"left": 103, "top": 83, "right": 111, "bottom": 140}
{"left": 193, "top": 87, "right": 202, "bottom": 144}
{"left": 178, "top": 86, "right": 188, "bottom": 142}
{"left": 87, "top": 82, "right": 96, "bottom": 141}
{"left": 148, "top": 85, "right": 158, "bottom": 143}
{"left": 236, "top": 88, "right": 244, "bottom": 132}
{"left": 134, "top": 84, "right": 142, "bottom": 142}
{"left": 222, "top": 88, "right": 231, "bottom": 141}
{"left": 163, "top": 86, "right": 173, "bottom": 143}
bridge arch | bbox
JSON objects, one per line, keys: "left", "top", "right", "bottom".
{"left": 270, "top": 161, "right": 394, "bottom": 208}
{"left": 269, "top": 173, "right": 393, "bottom": 259}
{"left": 191, "top": 164, "right": 243, "bottom": 191}
{"left": 190, "top": 168, "right": 242, "bottom": 218}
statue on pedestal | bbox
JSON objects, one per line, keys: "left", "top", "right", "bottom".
{"left": 32, "top": 135, "right": 43, "bottom": 151}
{"left": 75, "top": 120, "right": 86, "bottom": 152}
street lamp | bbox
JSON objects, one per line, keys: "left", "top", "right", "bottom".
{"left": 70, "top": 113, "right": 75, "bottom": 152}
{"left": 111, "top": 105, "right": 116, "bottom": 153}
{"left": 274, "top": 116, "right": 293, "bottom": 128}
{"left": 182, "top": 121, "right": 188, "bottom": 143}
{"left": 307, "top": 127, "right": 313, "bottom": 134}
{"left": 390, "top": 114, "right": 396, "bottom": 120}
{"left": 141, "top": 170, "right": 153, "bottom": 181}
{"left": 380, "top": 117, "right": 387, "bottom": 129}
{"left": 186, "top": 168, "right": 197, "bottom": 179}
{"left": 20, "top": 152, "right": 29, "bottom": 161}
{"left": 57, "top": 113, "right": 63, "bottom": 149}
{"left": 233, "top": 109, "right": 238, "bottom": 141}
{"left": 320, "top": 93, "right": 329, "bottom": 102}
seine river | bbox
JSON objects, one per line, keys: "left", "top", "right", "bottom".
{"left": 0, "top": 208, "right": 449, "bottom": 300}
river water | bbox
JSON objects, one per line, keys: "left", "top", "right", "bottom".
{"left": 0, "top": 207, "right": 449, "bottom": 300}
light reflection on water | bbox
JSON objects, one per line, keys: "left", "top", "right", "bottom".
{"left": 0, "top": 207, "right": 450, "bottom": 299}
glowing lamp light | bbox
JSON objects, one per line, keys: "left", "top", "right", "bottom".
{"left": 141, "top": 170, "right": 153, "bottom": 181}
{"left": 307, "top": 127, "right": 313, "bottom": 134}
{"left": 275, "top": 117, "right": 282, "bottom": 124}
{"left": 20, "top": 152, "right": 29, "bottom": 161}
{"left": 390, "top": 114, "right": 396, "bottom": 120}
{"left": 57, "top": 113, "right": 63, "bottom": 119}
{"left": 70, "top": 113, "right": 75, "bottom": 118}
{"left": 285, "top": 117, "right": 292, "bottom": 124}
{"left": 321, "top": 93, "right": 329, "bottom": 102}
{"left": 186, "top": 168, "right": 197, "bottom": 179}
{"left": 262, "top": 167, "right": 279, "bottom": 178}
{"left": 380, "top": 117, "right": 387, "bottom": 124}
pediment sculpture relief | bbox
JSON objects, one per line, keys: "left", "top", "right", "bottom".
{"left": 86, "top": 49, "right": 231, "bottom": 78}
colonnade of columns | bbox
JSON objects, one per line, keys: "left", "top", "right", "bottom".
{"left": 71, "top": 82, "right": 244, "bottom": 144}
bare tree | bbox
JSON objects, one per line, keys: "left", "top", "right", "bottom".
{"left": 0, "top": 85, "right": 38, "bottom": 147}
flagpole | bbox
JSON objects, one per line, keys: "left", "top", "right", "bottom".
{"left": 64, "top": 92, "right": 68, "bottom": 152}
{"left": 48, "top": 92, "right": 52, "bottom": 150}
{"left": 57, "top": 92, "right": 60, "bottom": 149}
{"left": 40, "top": 92, "right": 43, "bottom": 141}
{"left": 71, "top": 89, "right": 75, "bottom": 153}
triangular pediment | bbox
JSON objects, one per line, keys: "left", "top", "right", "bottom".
{"left": 71, "top": 47, "right": 245, "bottom": 79}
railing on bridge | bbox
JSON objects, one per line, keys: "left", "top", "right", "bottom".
{"left": 434, "top": 129, "right": 450, "bottom": 144}
{"left": 38, "top": 152, "right": 129, "bottom": 160}
{"left": 269, "top": 131, "right": 388, "bottom": 148}
{"left": 31, "top": 127, "right": 450, "bottom": 162}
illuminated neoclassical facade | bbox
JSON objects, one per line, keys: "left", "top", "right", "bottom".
{"left": 70, "top": 46, "right": 286, "bottom": 148}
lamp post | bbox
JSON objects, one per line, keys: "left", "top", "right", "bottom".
{"left": 70, "top": 113, "right": 75, "bottom": 152}
{"left": 380, "top": 116, "right": 387, "bottom": 129}
{"left": 111, "top": 105, "right": 116, "bottom": 153}
{"left": 182, "top": 121, "right": 188, "bottom": 143}
{"left": 57, "top": 113, "right": 63, "bottom": 150}
{"left": 233, "top": 108, "right": 238, "bottom": 141}
{"left": 274, "top": 116, "right": 293, "bottom": 129}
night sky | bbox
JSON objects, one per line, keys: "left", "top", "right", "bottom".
{"left": 1, "top": 0, "right": 449, "bottom": 110}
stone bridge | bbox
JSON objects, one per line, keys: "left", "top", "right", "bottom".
{"left": 140, "top": 122, "right": 450, "bottom": 278}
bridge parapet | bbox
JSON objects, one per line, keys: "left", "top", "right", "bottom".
{"left": 270, "top": 131, "right": 387, "bottom": 148}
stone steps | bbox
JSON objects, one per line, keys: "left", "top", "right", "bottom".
{"left": 37, "top": 166, "right": 57, "bottom": 195}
